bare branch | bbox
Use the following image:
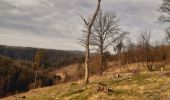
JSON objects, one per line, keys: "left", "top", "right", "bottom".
{"left": 159, "top": 0, "right": 170, "bottom": 23}
{"left": 79, "top": 14, "right": 88, "bottom": 25}
{"left": 88, "top": 0, "right": 101, "bottom": 28}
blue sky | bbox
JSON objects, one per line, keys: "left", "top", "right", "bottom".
{"left": 0, "top": 0, "right": 168, "bottom": 50}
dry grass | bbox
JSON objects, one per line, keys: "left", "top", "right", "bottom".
{"left": 2, "top": 70, "right": 170, "bottom": 100}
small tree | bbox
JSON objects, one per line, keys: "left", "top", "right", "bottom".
{"left": 33, "top": 49, "right": 44, "bottom": 89}
{"left": 165, "top": 28, "right": 170, "bottom": 43}
{"left": 123, "top": 39, "right": 137, "bottom": 64}
{"left": 139, "top": 30, "right": 151, "bottom": 70}
{"left": 80, "top": 0, "right": 101, "bottom": 84}
{"left": 113, "top": 33, "right": 129, "bottom": 66}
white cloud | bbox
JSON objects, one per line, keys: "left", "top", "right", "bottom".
{"left": 0, "top": 0, "right": 168, "bottom": 51}
{"left": 6, "top": 0, "right": 43, "bottom": 6}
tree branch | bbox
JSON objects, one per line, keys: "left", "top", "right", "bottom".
{"left": 79, "top": 14, "right": 88, "bottom": 25}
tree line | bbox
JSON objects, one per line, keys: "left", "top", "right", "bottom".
{"left": 0, "top": 45, "right": 84, "bottom": 68}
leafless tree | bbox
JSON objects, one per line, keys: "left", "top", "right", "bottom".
{"left": 114, "top": 33, "right": 128, "bottom": 67}
{"left": 125, "top": 39, "right": 137, "bottom": 64}
{"left": 159, "top": 0, "right": 170, "bottom": 23}
{"left": 80, "top": 0, "right": 101, "bottom": 84}
{"left": 159, "top": 0, "right": 170, "bottom": 44}
{"left": 165, "top": 27, "right": 170, "bottom": 43}
{"left": 80, "top": 11, "right": 127, "bottom": 76}
{"left": 139, "top": 30, "right": 151, "bottom": 70}
{"left": 91, "top": 11, "right": 123, "bottom": 76}
{"left": 33, "top": 49, "right": 44, "bottom": 89}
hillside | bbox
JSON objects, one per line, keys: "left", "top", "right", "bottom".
{"left": 0, "top": 45, "right": 84, "bottom": 68}
{"left": 0, "top": 45, "right": 85, "bottom": 98}
{"left": 0, "top": 55, "right": 64, "bottom": 98}
{"left": 2, "top": 70, "right": 170, "bottom": 100}
{"left": 1, "top": 0, "right": 170, "bottom": 100}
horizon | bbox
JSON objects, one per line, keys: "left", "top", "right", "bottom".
{"left": 0, "top": 44, "right": 84, "bottom": 51}
{"left": 0, "top": 0, "right": 169, "bottom": 51}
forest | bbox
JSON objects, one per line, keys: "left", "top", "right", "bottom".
{"left": 0, "top": 45, "right": 83, "bottom": 97}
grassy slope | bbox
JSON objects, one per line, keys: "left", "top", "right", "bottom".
{"left": 2, "top": 71, "right": 170, "bottom": 100}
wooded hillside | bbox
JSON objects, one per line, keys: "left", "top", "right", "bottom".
{"left": 0, "top": 45, "right": 84, "bottom": 68}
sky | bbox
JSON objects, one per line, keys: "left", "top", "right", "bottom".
{"left": 0, "top": 0, "right": 169, "bottom": 51}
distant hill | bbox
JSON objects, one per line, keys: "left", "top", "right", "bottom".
{"left": 0, "top": 45, "right": 84, "bottom": 68}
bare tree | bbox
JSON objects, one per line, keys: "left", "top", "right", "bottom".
{"left": 139, "top": 30, "right": 151, "bottom": 70}
{"left": 80, "top": 0, "right": 101, "bottom": 84}
{"left": 159, "top": 0, "right": 170, "bottom": 23}
{"left": 159, "top": 0, "right": 170, "bottom": 43}
{"left": 91, "top": 11, "right": 123, "bottom": 76}
{"left": 80, "top": 11, "right": 127, "bottom": 76}
{"left": 114, "top": 33, "right": 128, "bottom": 67}
{"left": 125, "top": 39, "right": 137, "bottom": 64}
{"left": 33, "top": 49, "right": 44, "bottom": 89}
{"left": 165, "top": 27, "right": 170, "bottom": 43}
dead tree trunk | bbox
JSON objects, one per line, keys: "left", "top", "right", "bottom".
{"left": 84, "top": 29, "right": 90, "bottom": 84}
{"left": 83, "top": 0, "right": 101, "bottom": 84}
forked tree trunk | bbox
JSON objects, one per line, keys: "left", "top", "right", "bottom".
{"left": 84, "top": 0, "right": 101, "bottom": 84}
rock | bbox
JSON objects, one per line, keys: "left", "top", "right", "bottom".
{"left": 96, "top": 83, "right": 111, "bottom": 93}
{"left": 22, "top": 96, "right": 26, "bottom": 98}
{"left": 114, "top": 73, "right": 121, "bottom": 78}
{"left": 18, "top": 96, "right": 26, "bottom": 99}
